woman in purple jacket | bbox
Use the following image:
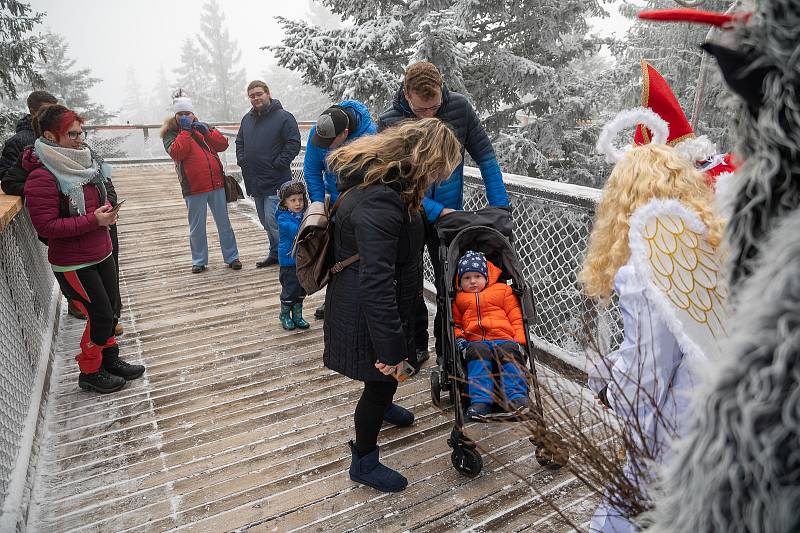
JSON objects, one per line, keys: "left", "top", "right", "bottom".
{"left": 24, "top": 105, "right": 145, "bottom": 393}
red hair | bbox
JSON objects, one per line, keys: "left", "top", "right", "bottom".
{"left": 33, "top": 104, "right": 85, "bottom": 138}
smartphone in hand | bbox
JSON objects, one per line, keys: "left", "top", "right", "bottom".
{"left": 395, "top": 360, "right": 416, "bottom": 382}
{"left": 109, "top": 198, "right": 126, "bottom": 214}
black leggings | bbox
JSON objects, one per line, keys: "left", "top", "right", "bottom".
{"left": 354, "top": 380, "right": 398, "bottom": 456}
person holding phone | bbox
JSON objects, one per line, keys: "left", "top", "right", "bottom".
{"left": 24, "top": 105, "right": 145, "bottom": 394}
{"left": 323, "top": 118, "right": 462, "bottom": 493}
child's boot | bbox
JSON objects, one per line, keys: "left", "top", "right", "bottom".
{"left": 291, "top": 302, "right": 310, "bottom": 329}
{"left": 280, "top": 303, "right": 296, "bottom": 330}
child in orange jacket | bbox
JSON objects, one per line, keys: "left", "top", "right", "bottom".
{"left": 452, "top": 250, "right": 529, "bottom": 420}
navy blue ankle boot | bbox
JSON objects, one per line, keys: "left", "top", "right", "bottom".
{"left": 383, "top": 403, "right": 415, "bottom": 427}
{"left": 348, "top": 441, "right": 408, "bottom": 492}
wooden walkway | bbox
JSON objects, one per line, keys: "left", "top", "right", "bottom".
{"left": 27, "top": 164, "right": 597, "bottom": 532}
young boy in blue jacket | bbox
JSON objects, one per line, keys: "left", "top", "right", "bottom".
{"left": 276, "top": 180, "right": 309, "bottom": 330}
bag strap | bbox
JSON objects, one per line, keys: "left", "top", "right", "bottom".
{"left": 329, "top": 187, "right": 353, "bottom": 217}
{"left": 331, "top": 253, "right": 360, "bottom": 274}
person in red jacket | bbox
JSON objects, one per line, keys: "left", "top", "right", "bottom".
{"left": 161, "top": 96, "right": 241, "bottom": 273}
{"left": 452, "top": 250, "right": 529, "bottom": 420}
{"left": 24, "top": 105, "right": 145, "bottom": 393}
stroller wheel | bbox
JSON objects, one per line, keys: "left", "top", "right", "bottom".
{"left": 430, "top": 369, "right": 442, "bottom": 408}
{"left": 535, "top": 431, "right": 569, "bottom": 470}
{"left": 451, "top": 445, "right": 482, "bottom": 477}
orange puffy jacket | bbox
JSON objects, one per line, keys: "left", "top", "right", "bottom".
{"left": 452, "top": 260, "right": 527, "bottom": 345}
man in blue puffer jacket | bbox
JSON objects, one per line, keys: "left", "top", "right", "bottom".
{"left": 304, "top": 100, "right": 377, "bottom": 204}
{"left": 236, "top": 80, "right": 301, "bottom": 268}
{"left": 304, "top": 100, "right": 377, "bottom": 319}
{"left": 378, "top": 61, "right": 510, "bottom": 372}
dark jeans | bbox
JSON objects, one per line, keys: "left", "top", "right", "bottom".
{"left": 279, "top": 266, "right": 306, "bottom": 304}
{"left": 354, "top": 380, "right": 398, "bottom": 456}
{"left": 414, "top": 219, "right": 443, "bottom": 358}
{"left": 54, "top": 255, "right": 119, "bottom": 372}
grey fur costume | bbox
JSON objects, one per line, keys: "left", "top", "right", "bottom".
{"left": 645, "top": 1, "right": 800, "bottom": 532}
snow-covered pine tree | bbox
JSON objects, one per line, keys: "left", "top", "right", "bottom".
{"left": 174, "top": 38, "right": 209, "bottom": 118}
{"left": 0, "top": 0, "right": 45, "bottom": 135}
{"left": 270, "top": 0, "right": 611, "bottom": 184}
{"left": 34, "top": 33, "right": 114, "bottom": 123}
{"left": 196, "top": 0, "right": 246, "bottom": 122}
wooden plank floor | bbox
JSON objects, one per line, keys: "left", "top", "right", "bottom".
{"left": 27, "top": 164, "right": 598, "bottom": 532}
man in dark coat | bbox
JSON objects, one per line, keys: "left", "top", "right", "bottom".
{"left": 235, "top": 80, "right": 301, "bottom": 267}
{"left": 0, "top": 90, "right": 58, "bottom": 195}
{"left": 378, "top": 61, "right": 510, "bottom": 372}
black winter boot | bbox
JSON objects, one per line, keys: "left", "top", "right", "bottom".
{"left": 348, "top": 441, "right": 407, "bottom": 492}
{"left": 79, "top": 368, "right": 126, "bottom": 393}
{"left": 103, "top": 354, "right": 145, "bottom": 380}
{"left": 291, "top": 302, "right": 310, "bottom": 329}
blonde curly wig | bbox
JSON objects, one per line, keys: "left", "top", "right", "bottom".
{"left": 579, "top": 143, "right": 724, "bottom": 300}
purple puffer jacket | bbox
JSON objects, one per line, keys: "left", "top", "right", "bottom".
{"left": 23, "top": 152, "right": 112, "bottom": 267}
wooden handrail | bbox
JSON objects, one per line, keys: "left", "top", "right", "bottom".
{"left": 0, "top": 191, "right": 23, "bottom": 232}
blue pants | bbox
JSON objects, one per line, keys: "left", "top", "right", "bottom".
{"left": 184, "top": 188, "right": 239, "bottom": 266}
{"left": 253, "top": 194, "right": 280, "bottom": 261}
{"left": 463, "top": 341, "right": 528, "bottom": 405}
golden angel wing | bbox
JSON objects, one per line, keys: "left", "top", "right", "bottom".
{"left": 630, "top": 200, "right": 730, "bottom": 361}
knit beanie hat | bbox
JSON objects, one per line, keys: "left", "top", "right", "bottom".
{"left": 278, "top": 179, "right": 308, "bottom": 210}
{"left": 457, "top": 250, "right": 488, "bottom": 280}
{"left": 173, "top": 97, "right": 194, "bottom": 114}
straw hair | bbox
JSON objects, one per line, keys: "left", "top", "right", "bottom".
{"left": 579, "top": 143, "right": 724, "bottom": 300}
{"left": 326, "top": 118, "right": 462, "bottom": 213}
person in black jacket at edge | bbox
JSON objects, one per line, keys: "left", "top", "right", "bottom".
{"left": 378, "top": 61, "right": 510, "bottom": 376}
{"left": 323, "top": 118, "right": 462, "bottom": 493}
{"left": 1, "top": 92, "right": 125, "bottom": 334}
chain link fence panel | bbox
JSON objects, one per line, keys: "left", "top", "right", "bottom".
{"left": 0, "top": 208, "right": 59, "bottom": 523}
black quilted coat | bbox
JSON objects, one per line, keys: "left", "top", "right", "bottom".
{"left": 323, "top": 168, "right": 425, "bottom": 382}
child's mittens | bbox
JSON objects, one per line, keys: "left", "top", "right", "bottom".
{"left": 193, "top": 121, "right": 210, "bottom": 135}
{"left": 456, "top": 337, "right": 469, "bottom": 352}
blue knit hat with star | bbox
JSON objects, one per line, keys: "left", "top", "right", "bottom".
{"left": 457, "top": 250, "right": 488, "bottom": 280}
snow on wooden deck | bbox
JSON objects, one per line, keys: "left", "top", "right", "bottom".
{"left": 27, "top": 164, "right": 598, "bottom": 532}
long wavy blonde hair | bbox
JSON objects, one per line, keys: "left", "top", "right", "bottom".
{"left": 326, "top": 118, "right": 462, "bottom": 213}
{"left": 579, "top": 143, "right": 724, "bottom": 300}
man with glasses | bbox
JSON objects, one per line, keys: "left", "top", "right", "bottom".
{"left": 236, "top": 80, "right": 301, "bottom": 268}
{"left": 378, "top": 61, "right": 510, "bottom": 374}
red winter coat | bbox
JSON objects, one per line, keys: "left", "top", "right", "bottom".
{"left": 160, "top": 118, "right": 228, "bottom": 197}
{"left": 23, "top": 156, "right": 112, "bottom": 267}
{"left": 452, "top": 260, "right": 527, "bottom": 345}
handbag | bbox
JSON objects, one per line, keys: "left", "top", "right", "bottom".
{"left": 225, "top": 174, "right": 245, "bottom": 203}
{"left": 292, "top": 189, "right": 359, "bottom": 294}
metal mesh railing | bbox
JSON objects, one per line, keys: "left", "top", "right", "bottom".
{"left": 0, "top": 208, "right": 59, "bottom": 520}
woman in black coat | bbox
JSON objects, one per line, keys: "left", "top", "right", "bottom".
{"left": 324, "top": 118, "right": 462, "bottom": 492}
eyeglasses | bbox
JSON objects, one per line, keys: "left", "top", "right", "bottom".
{"left": 67, "top": 131, "right": 86, "bottom": 140}
{"left": 248, "top": 91, "right": 267, "bottom": 99}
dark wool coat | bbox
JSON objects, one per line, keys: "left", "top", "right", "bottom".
{"left": 235, "top": 99, "right": 301, "bottom": 198}
{"left": 323, "top": 169, "right": 425, "bottom": 382}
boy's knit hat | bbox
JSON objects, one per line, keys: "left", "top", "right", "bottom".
{"left": 457, "top": 250, "right": 488, "bottom": 280}
{"left": 278, "top": 179, "right": 308, "bottom": 209}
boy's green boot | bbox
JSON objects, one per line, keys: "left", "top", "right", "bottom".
{"left": 280, "top": 303, "right": 296, "bottom": 330}
{"left": 291, "top": 302, "right": 310, "bottom": 329}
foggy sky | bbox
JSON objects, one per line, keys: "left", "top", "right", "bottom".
{"left": 30, "top": 0, "right": 631, "bottom": 122}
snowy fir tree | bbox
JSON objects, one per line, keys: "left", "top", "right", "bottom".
{"left": 195, "top": 0, "right": 247, "bottom": 122}
{"left": 0, "top": 0, "right": 46, "bottom": 135}
{"left": 270, "top": 0, "right": 612, "bottom": 184}
{"left": 174, "top": 38, "right": 210, "bottom": 119}
{"left": 264, "top": 65, "right": 333, "bottom": 121}
{"left": 33, "top": 33, "right": 114, "bottom": 123}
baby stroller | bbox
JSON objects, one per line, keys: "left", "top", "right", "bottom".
{"left": 428, "top": 206, "right": 568, "bottom": 477}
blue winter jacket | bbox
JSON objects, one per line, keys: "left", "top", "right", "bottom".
{"left": 378, "top": 86, "right": 509, "bottom": 221}
{"left": 236, "top": 99, "right": 301, "bottom": 198}
{"left": 303, "top": 100, "right": 377, "bottom": 204}
{"left": 276, "top": 207, "right": 304, "bottom": 267}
